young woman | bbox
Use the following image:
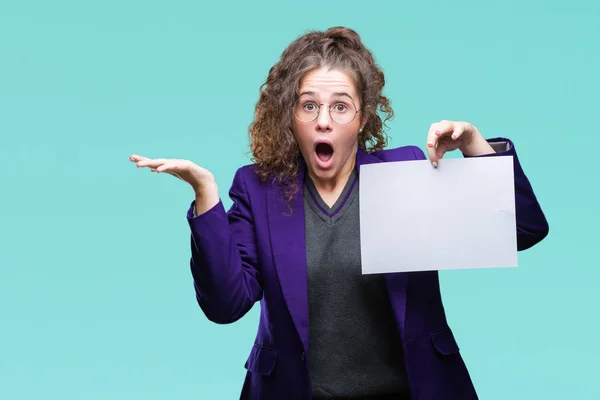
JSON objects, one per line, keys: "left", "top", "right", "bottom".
{"left": 130, "top": 26, "right": 548, "bottom": 400}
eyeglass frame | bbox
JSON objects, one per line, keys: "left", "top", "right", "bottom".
{"left": 292, "top": 96, "right": 361, "bottom": 125}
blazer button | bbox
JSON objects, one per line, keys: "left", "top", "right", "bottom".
{"left": 301, "top": 352, "right": 306, "bottom": 361}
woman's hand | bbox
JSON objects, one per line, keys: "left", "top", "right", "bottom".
{"left": 425, "top": 120, "right": 495, "bottom": 167}
{"left": 129, "top": 154, "right": 220, "bottom": 215}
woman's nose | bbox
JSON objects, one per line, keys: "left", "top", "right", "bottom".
{"left": 315, "top": 105, "right": 332, "bottom": 131}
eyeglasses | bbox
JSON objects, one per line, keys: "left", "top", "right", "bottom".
{"left": 293, "top": 97, "right": 360, "bottom": 125}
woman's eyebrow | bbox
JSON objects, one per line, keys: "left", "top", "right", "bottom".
{"left": 298, "top": 91, "right": 355, "bottom": 101}
{"left": 332, "top": 92, "right": 354, "bottom": 101}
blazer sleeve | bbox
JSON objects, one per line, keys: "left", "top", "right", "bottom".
{"left": 186, "top": 167, "right": 263, "bottom": 324}
{"left": 412, "top": 137, "right": 549, "bottom": 251}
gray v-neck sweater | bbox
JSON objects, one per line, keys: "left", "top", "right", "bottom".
{"left": 304, "top": 170, "right": 410, "bottom": 399}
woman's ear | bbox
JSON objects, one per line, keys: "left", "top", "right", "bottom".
{"left": 359, "top": 119, "right": 368, "bottom": 133}
{"left": 359, "top": 112, "right": 369, "bottom": 132}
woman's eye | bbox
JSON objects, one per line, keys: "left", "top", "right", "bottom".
{"left": 333, "top": 103, "right": 348, "bottom": 112}
{"left": 303, "top": 103, "right": 317, "bottom": 111}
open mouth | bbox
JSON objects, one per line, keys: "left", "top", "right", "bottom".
{"left": 315, "top": 142, "right": 334, "bottom": 162}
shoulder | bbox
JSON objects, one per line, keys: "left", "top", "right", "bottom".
{"left": 371, "top": 145, "right": 426, "bottom": 161}
{"left": 229, "top": 163, "right": 273, "bottom": 196}
{"left": 236, "top": 163, "right": 259, "bottom": 177}
{"left": 231, "top": 163, "right": 259, "bottom": 187}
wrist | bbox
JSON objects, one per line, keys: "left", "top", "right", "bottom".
{"left": 193, "top": 179, "right": 218, "bottom": 197}
{"left": 193, "top": 180, "right": 220, "bottom": 216}
{"left": 461, "top": 136, "right": 495, "bottom": 157}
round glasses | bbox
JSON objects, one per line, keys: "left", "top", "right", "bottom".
{"left": 293, "top": 97, "right": 360, "bottom": 125}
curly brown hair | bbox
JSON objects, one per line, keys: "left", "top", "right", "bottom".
{"left": 249, "top": 26, "right": 393, "bottom": 202}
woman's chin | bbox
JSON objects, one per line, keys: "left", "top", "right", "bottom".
{"left": 308, "top": 162, "right": 338, "bottom": 181}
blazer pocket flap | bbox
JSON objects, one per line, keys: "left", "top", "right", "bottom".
{"left": 244, "top": 344, "right": 278, "bottom": 376}
{"left": 430, "top": 327, "right": 460, "bottom": 356}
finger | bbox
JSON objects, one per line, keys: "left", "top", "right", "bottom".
{"left": 155, "top": 162, "right": 187, "bottom": 182}
{"left": 427, "top": 121, "right": 456, "bottom": 167}
{"left": 450, "top": 125, "right": 465, "bottom": 140}
{"left": 434, "top": 120, "right": 454, "bottom": 137}
{"left": 130, "top": 154, "right": 149, "bottom": 162}
{"left": 426, "top": 124, "right": 439, "bottom": 164}
{"left": 155, "top": 161, "right": 184, "bottom": 173}
{"left": 426, "top": 122, "right": 446, "bottom": 167}
{"left": 436, "top": 138, "right": 451, "bottom": 159}
{"left": 427, "top": 121, "right": 452, "bottom": 146}
{"left": 136, "top": 158, "right": 169, "bottom": 168}
{"left": 156, "top": 162, "right": 171, "bottom": 173}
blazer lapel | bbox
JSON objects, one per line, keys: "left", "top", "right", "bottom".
{"left": 267, "top": 162, "right": 310, "bottom": 353}
{"left": 267, "top": 148, "right": 411, "bottom": 354}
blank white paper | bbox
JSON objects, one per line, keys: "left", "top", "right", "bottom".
{"left": 359, "top": 156, "right": 517, "bottom": 274}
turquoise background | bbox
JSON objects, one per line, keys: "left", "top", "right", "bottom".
{"left": 1, "top": 0, "right": 598, "bottom": 398}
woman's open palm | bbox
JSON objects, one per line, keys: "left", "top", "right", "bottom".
{"left": 129, "top": 154, "right": 215, "bottom": 192}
